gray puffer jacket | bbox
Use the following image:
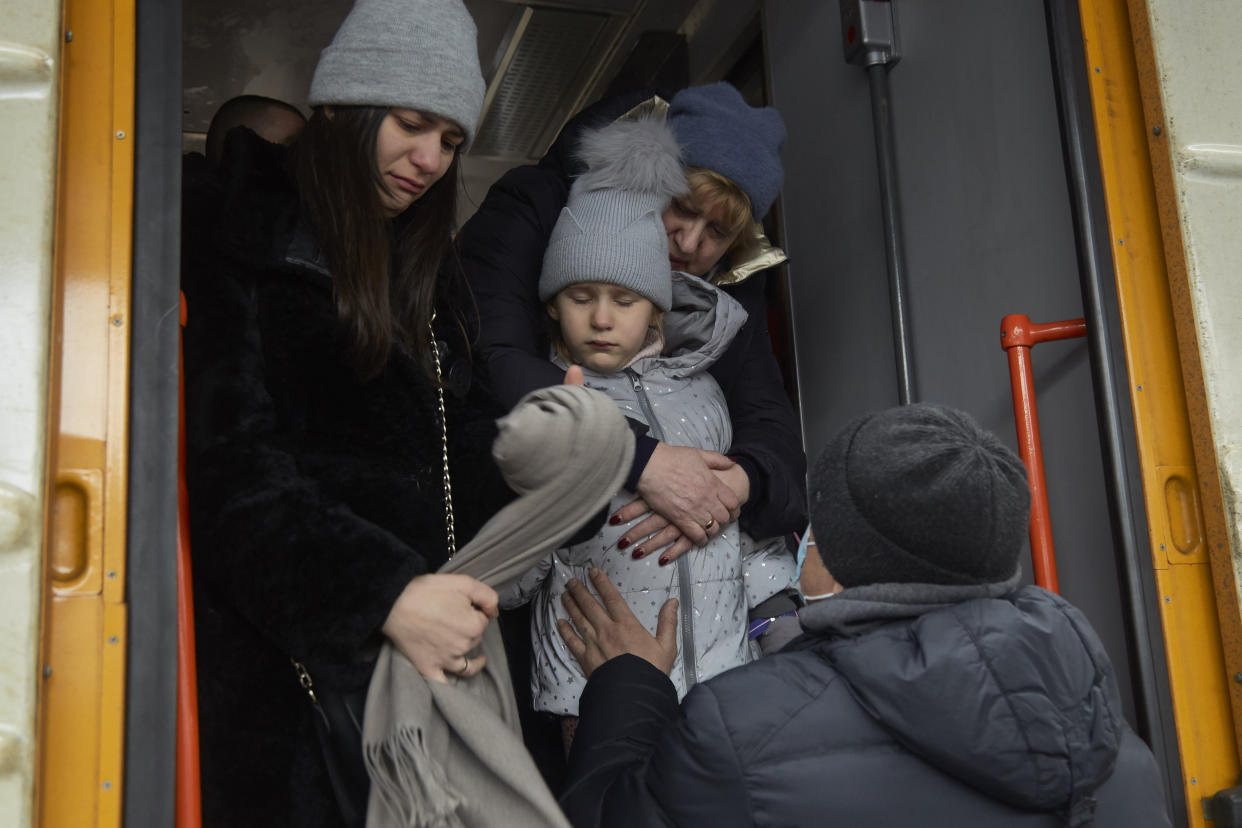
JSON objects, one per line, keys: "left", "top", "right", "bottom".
{"left": 504, "top": 272, "right": 795, "bottom": 715}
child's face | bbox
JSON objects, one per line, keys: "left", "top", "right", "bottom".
{"left": 549, "top": 283, "right": 657, "bottom": 374}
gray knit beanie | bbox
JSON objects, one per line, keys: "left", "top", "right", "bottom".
{"left": 538, "top": 117, "right": 686, "bottom": 311}
{"left": 668, "top": 82, "right": 786, "bottom": 220}
{"left": 809, "top": 403, "right": 1030, "bottom": 587}
{"left": 307, "top": 0, "right": 486, "bottom": 148}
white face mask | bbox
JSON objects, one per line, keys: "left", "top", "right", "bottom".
{"left": 794, "top": 524, "right": 838, "bottom": 603}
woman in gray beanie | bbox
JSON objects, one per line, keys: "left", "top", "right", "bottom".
{"left": 181, "top": 1, "right": 513, "bottom": 826}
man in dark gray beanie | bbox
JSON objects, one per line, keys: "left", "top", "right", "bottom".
{"left": 552, "top": 403, "right": 1171, "bottom": 828}
{"left": 809, "top": 403, "right": 1029, "bottom": 588}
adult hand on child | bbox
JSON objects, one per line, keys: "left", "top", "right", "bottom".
{"left": 557, "top": 568, "right": 679, "bottom": 677}
{"left": 714, "top": 461, "right": 751, "bottom": 508}
{"left": 614, "top": 445, "right": 748, "bottom": 564}
{"left": 382, "top": 574, "right": 498, "bottom": 683}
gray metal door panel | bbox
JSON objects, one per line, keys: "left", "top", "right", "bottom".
{"left": 765, "top": 0, "right": 1135, "bottom": 722}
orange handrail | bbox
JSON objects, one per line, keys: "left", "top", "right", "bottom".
{"left": 177, "top": 292, "right": 203, "bottom": 828}
{"left": 999, "top": 313, "right": 1088, "bottom": 594}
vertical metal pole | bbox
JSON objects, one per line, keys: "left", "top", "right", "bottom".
{"left": 1001, "top": 314, "right": 1089, "bottom": 593}
{"left": 176, "top": 295, "right": 203, "bottom": 828}
{"left": 866, "top": 63, "right": 916, "bottom": 404}
{"left": 841, "top": 0, "right": 915, "bottom": 404}
{"left": 1001, "top": 316, "right": 1061, "bottom": 593}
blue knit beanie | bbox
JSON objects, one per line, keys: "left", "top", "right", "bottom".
{"left": 668, "top": 82, "right": 786, "bottom": 220}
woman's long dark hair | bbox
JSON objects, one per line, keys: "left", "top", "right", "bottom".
{"left": 289, "top": 105, "right": 468, "bottom": 381}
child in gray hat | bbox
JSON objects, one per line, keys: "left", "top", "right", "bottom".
{"left": 501, "top": 116, "right": 796, "bottom": 751}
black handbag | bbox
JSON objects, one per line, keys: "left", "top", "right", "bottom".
{"left": 294, "top": 660, "right": 369, "bottom": 828}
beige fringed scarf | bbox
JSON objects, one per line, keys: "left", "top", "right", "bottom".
{"left": 362, "top": 385, "right": 634, "bottom": 828}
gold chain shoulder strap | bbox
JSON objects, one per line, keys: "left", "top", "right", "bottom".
{"left": 292, "top": 312, "right": 459, "bottom": 695}
{"left": 428, "top": 311, "right": 456, "bottom": 558}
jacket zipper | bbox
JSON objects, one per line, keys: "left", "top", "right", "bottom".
{"left": 626, "top": 370, "right": 698, "bottom": 688}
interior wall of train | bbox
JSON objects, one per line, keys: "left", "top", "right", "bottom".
{"left": 4, "top": 0, "right": 1242, "bottom": 826}
{"left": 782, "top": 0, "right": 1140, "bottom": 710}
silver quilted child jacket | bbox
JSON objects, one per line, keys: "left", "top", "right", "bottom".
{"left": 503, "top": 272, "right": 795, "bottom": 715}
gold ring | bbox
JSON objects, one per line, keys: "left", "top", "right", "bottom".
{"left": 703, "top": 518, "right": 716, "bottom": 531}
{"left": 460, "top": 655, "right": 471, "bottom": 674}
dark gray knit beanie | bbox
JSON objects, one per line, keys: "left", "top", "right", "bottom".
{"left": 809, "top": 403, "right": 1030, "bottom": 587}
{"left": 668, "top": 82, "right": 786, "bottom": 220}
{"left": 539, "top": 117, "right": 686, "bottom": 311}
{"left": 307, "top": 0, "right": 485, "bottom": 148}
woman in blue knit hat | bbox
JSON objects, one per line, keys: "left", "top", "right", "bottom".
{"left": 181, "top": 1, "right": 515, "bottom": 825}
{"left": 461, "top": 81, "right": 804, "bottom": 576}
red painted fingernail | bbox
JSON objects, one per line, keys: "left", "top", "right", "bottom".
{"left": 632, "top": 548, "right": 644, "bottom": 559}
{"left": 658, "top": 556, "right": 670, "bottom": 567}
{"left": 609, "top": 515, "right": 622, "bottom": 525}
{"left": 617, "top": 537, "right": 630, "bottom": 549}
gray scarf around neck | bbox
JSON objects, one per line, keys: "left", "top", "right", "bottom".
{"left": 798, "top": 569, "right": 1024, "bottom": 638}
{"left": 362, "top": 385, "right": 634, "bottom": 828}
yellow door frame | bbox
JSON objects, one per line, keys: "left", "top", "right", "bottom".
{"left": 38, "top": 0, "right": 135, "bottom": 825}
{"left": 1078, "top": 0, "right": 1242, "bottom": 822}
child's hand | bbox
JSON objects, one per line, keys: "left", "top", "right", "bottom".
{"left": 562, "top": 365, "right": 584, "bottom": 385}
{"left": 557, "top": 568, "right": 679, "bottom": 677}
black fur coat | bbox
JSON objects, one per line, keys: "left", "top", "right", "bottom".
{"left": 182, "top": 130, "right": 510, "bottom": 827}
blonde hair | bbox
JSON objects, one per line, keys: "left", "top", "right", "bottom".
{"left": 686, "top": 167, "right": 752, "bottom": 256}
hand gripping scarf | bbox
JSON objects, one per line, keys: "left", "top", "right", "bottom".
{"left": 362, "top": 384, "right": 634, "bottom": 828}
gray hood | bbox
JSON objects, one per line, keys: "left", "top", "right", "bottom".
{"left": 633, "top": 271, "right": 747, "bottom": 377}
{"left": 804, "top": 585, "right": 1123, "bottom": 825}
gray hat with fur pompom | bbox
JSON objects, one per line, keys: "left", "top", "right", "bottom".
{"left": 308, "top": 0, "right": 485, "bottom": 148}
{"left": 538, "top": 117, "right": 686, "bottom": 311}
